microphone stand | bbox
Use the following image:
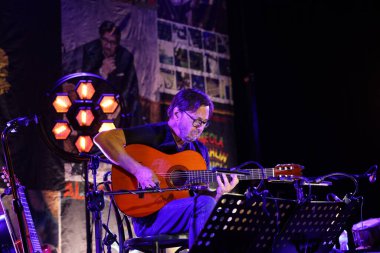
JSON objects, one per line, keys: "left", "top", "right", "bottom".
{"left": 83, "top": 154, "right": 105, "bottom": 253}
{"left": 79, "top": 153, "right": 112, "bottom": 253}
{"left": 1, "top": 117, "right": 37, "bottom": 253}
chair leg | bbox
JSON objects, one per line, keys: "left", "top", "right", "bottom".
{"left": 155, "top": 241, "right": 159, "bottom": 253}
{"left": 174, "top": 246, "right": 187, "bottom": 253}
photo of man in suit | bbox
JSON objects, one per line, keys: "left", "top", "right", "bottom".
{"left": 82, "top": 20, "right": 143, "bottom": 127}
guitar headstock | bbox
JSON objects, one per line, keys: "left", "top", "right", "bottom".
{"left": 271, "top": 163, "right": 304, "bottom": 181}
{"left": 1, "top": 166, "right": 20, "bottom": 188}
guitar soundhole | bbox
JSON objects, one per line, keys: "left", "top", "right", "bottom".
{"left": 169, "top": 166, "right": 189, "bottom": 187}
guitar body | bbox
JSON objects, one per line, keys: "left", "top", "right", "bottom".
{"left": 111, "top": 144, "right": 304, "bottom": 218}
{"left": 1, "top": 168, "right": 53, "bottom": 253}
{"left": 112, "top": 144, "right": 208, "bottom": 218}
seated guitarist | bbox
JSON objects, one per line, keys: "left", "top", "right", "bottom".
{"left": 94, "top": 88, "right": 239, "bottom": 248}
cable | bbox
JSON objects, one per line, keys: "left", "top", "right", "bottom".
{"left": 236, "top": 160, "right": 266, "bottom": 191}
{"left": 315, "top": 172, "right": 359, "bottom": 196}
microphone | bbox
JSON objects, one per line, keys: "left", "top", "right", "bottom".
{"left": 352, "top": 165, "right": 378, "bottom": 184}
{"left": 368, "top": 165, "right": 378, "bottom": 183}
{"left": 315, "top": 165, "right": 378, "bottom": 185}
{"left": 6, "top": 115, "right": 39, "bottom": 128}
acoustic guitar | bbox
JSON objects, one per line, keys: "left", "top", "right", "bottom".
{"left": 111, "top": 144, "right": 303, "bottom": 218}
{"left": 1, "top": 167, "right": 51, "bottom": 253}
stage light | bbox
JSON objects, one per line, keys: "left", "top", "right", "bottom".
{"left": 75, "top": 136, "right": 94, "bottom": 153}
{"left": 39, "top": 72, "right": 130, "bottom": 253}
{"left": 52, "top": 121, "right": 71, "bottom": 140}
{"left": 76, "top": 81, "right": 95, "bottom": 100}
{"left": 75, "top": 108, "right": 95, "bottom": 127}
{"left": 52, "top": 94, "right": 72, "bottom": 113}
{"left": 99, "top": 94, "right": 118, "bottom": 114}
{"left": 40, "top": 72, "right": 128, "bottom": 161}
{"left": 98, "top": 121, "right": 116, "bottom": 133}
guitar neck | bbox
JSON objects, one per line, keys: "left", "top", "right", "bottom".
{"left": 18, "top": 186, "right": 43, "bottom": 253}
{"left": 188, "top": 168, "right": 276, "bottom": 184}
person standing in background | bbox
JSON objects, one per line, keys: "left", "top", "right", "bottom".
{"left": 82, "top": 20, "right": 143, "bottom": 126}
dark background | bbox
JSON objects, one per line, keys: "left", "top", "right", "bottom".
{"left": 1, "top": 0, "right": 379, "bottom": 228}
{"left": 228, "top": 0, "right": 380, "bottom": 220}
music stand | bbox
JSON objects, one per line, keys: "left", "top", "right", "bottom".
{"left": 189, "top": 193, "right": 359, "bottom": 253}
{"left": 273, "top": 198, "right": 360, "bottom": 253}
{"left": 189, "top": 193, "right": 297, "bottom": 253}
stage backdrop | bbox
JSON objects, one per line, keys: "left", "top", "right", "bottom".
{"left": 59, "top": 0, "right": 236, "bottom": 252}
{"left": 0, "top": 0, "right": 235, "bottom": 252}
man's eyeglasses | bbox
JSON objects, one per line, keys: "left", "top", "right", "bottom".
{"left": 182, "top": 111, "right": 209, "bottom": 128}
{"left": 101, "top": 37, "right": 118, "bottom": 46}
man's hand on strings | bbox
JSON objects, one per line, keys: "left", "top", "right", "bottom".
{"left": 215, "top": 173, "right": 239, "bottom": 200}
{"left": 134, "top": 166, "right": 159, "bottom": 189}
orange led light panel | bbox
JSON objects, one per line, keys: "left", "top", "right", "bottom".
{"left": 75, "top": 136, "right": 93, "bottom": 153}
{"left": 99, "top": 95, "right": 118, "bottom": 113}
{"left": 53, "top": 94, "right": 72, "bottom": 113}
{"left": 52, "top": 121, "right": 71, "bottom": 140}
{"left": 98, "top": 121, "right": 116, "bottom": 133}
{"left": 75, "top": 109, "right": 94, "bottom": 126}
{"left": 76, "top": 81, "right": 95, "bottom": 100}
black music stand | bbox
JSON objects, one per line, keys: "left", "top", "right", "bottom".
{"left": 189, "top": 193, "right": 359, "bottom": 253}
{"left": 189, "top": 193, "right": 297, "bottom": 253}
{"left": 273, "top": 197, "right": 360, "bottom": 253}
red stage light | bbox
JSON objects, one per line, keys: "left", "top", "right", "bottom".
{"left": 75, "top": 136, "right": 94, "bottom": 153}
{"left": 44, "top": 73, "right": 127, "bottom": 158}
{"left": 52, "top": 94, "right": 72, "bottom": 113}
{"left": 76, "top": 81, "right": 95, "bottom": 100}
{"left": 75, "top": 108, "right": 95, "bottom": 127}
{"left": 99, "top": 94, "right": 119, "bottom": 114}
{"left": 52, "top": 121, "right": 72, "bottom": 140}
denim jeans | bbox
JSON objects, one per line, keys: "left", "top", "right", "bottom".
{"left": 132, "top": 195, "right": 216, "bottom": 247}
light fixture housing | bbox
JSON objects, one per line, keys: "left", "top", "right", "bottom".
{"left": 40, "top": 72, "right": 128, "bottom": 162}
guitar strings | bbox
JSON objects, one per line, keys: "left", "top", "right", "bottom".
{"left": 154, "top": 169, "right": 275, "bottom": 174}
{"left": 154, "top": 170, "right": 275, "bottom": 175}
{"left": 154, "top": 169, "right": 276, "bottom": 180}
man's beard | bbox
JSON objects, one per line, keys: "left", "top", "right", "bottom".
{"left": 182, "top": 128, "right": 201, "bottom": 142}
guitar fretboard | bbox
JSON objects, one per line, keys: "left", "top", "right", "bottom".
{"left": 186, "top": 168, "right": 276, "bottom": 184}
{"left": 18, "top": 186, "right": 43, "bottom": 253}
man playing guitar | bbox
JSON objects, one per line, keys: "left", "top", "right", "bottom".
{"left": 94, "top": 88, "right": 239, "bottom": 248}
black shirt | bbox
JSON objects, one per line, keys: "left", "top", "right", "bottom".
{"left": 123, "top": 122, "right": 210, "bottom": 168}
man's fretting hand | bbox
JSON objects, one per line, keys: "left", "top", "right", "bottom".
{"left": 215, "top": 174, "right": 239, "bottom": 200}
